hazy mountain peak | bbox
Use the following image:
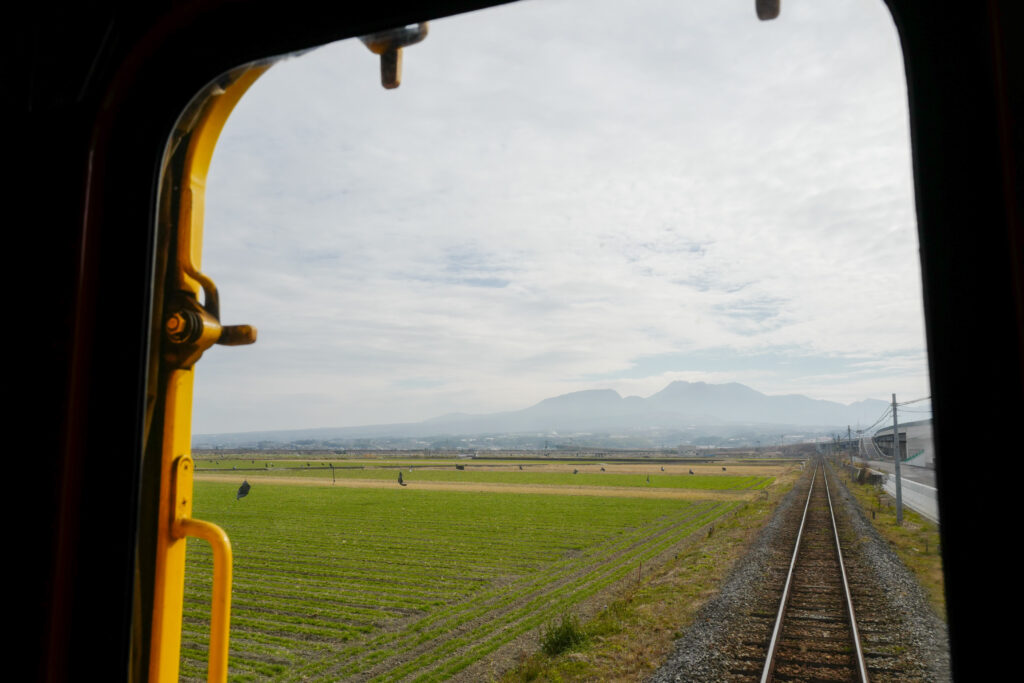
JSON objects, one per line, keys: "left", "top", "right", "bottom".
{"left": 535, "top": 388, "right": 622, "bottom": 405}
{"left": 193, "top": 380, "right": 896, "bottom": 449}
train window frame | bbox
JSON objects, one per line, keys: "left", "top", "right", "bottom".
{"left": 142, "top": 4, "right": 950, "bottom": 681}
{"left": 35, "top": 1, "right": 1012, "bottom": 681}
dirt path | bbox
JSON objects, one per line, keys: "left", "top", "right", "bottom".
{"left": 195, "top": 472, "right": 762, "bottom": 501}
{"left": 196, "top": 461, "right": 784, "bottom": 478}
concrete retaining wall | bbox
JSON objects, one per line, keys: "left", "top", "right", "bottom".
{"left": 878, "top": 472, "right": 939, "bottom": 524}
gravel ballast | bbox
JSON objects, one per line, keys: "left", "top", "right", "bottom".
{"left": 649, "top": 462, "right": 951, "bottom": 682}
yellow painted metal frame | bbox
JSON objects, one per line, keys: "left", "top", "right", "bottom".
{"left": 148, "top": 65, "right": 269, "bottom": 683}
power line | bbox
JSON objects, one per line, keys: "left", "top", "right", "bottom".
{"left": 861, "top": 406, "right": 893, "bottom": 435}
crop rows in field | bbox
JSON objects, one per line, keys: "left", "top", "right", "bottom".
{"left": 198, "top": 462, "right": 772, "bottom": 491}
{"left": 179, "top": 483, "right": 737, "bottom": 681}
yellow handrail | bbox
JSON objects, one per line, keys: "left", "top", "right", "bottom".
{"left": 171, "top": 456, "right": 233, "bottom": 683}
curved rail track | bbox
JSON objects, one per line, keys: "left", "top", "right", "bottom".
{"left": 760, "top": 460, "right": 868, "bottom": 681}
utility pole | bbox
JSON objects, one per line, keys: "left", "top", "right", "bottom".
{"left": 846, "top": 425, "right": 852, "bottom": 466}
{"left": 891, "top": 393, "right": 903, "bottom": 525}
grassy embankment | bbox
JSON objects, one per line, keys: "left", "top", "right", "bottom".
{"left": 836, "top": 463, "right": 946, "bottom": 621}
{"left": 500, "top": 463, "right": 803, "bottom": 682}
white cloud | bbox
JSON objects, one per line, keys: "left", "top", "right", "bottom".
{"left": 193, "top": 0, "right": 930, "bottom": 433}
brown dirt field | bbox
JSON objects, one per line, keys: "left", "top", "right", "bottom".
{"left": 362, "top": 463, "right": 785, "bottom": 477}
{"left": 195, "top": 458, "right": 786, "bottom": 479}
{"left": 482, "top": 463, "right": 784, "bottom": 477}
{"left": 194, "top": 473, "right": 765, "bottom": 501}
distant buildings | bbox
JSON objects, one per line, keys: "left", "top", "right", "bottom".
{"left": 873, "top": 419, "right": 934, "bottom": 468}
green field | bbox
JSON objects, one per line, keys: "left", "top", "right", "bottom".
{"left": 179, "top": 473, "right": 760, "bottom": 681}
{"left": 194, "top": 460, "right": 772, "bottom": 491}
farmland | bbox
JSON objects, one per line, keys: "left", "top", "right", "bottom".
{"left": 192, "top": 459, "right": 775, "bottom": 491}
{"left": 180, "top": 459, "right": 784, "bottom": 681}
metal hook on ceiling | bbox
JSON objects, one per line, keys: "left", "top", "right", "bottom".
{"left": 360, "top": 23, "right": 429, "bottom": 89}
{"left": 756, "top": 0, "right": 780, "bottom": 21}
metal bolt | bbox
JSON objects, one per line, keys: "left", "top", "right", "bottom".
{"left": 165, "top": 309, "right": 203, "bottom": 344}
{"left": 165, "top": 312, "right": 188, "bottom": 339}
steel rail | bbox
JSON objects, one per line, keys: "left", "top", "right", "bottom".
{"left": 760, "top": 461, "right": 869, "bottom": 682}
{"left": 823, "top": 462, "right": 870, "bottom": 682}
{"left": 760, "top": 464, "right": 817, "bottom": 683}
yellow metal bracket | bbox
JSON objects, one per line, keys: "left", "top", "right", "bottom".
{"left": 170, "top": 455, "right": 233, "bottom": 683}
{"left": 161, "top": 66, "right": 267, "bottom": 370}
{"left": 164, "top": 290, "right": 256, "bottom": 369}
{"left": 149, "top": 63, "right": 268, "bottom": 683}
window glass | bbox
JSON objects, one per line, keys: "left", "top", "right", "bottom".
{"left": 181, "top": 1, "right": 943, "bottom": 680}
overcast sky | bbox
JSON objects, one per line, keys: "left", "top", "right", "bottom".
{"left": 192, "top": 0, "right": 930, "bottom": 434}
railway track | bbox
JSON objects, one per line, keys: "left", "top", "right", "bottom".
{"left": 757, "top": 460, "right": 868, "bottom": 681}
{"left": 651, "top": 458, "right": 949, "bottom": 682}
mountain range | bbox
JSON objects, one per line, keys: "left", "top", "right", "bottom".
{"left": 193, "top": 381, "right": 900, "bottom": 449}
